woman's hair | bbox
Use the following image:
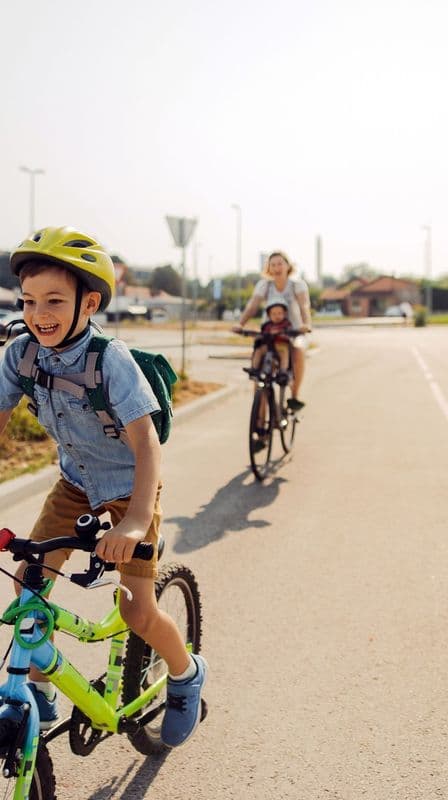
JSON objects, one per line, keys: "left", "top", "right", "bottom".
{"left": 262, "top": 251, "right": 295, "bottom": 278}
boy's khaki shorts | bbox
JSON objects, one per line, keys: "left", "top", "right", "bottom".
{"left": 29, "top": 477, "right": 161, "bottom": 579}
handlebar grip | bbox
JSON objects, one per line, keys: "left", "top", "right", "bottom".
{"left": 133, "top": 542, "right": 154, "bottom": 561}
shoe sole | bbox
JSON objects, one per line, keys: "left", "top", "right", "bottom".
{"left": 162, "top": 656, "right": 209, "bottom": 748}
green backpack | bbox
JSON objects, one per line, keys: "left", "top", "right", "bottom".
{"left": 17, "top": 333, "right": 178, "bottom": 444}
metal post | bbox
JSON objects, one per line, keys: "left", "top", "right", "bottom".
{"left": 181, "top": 243, "right": 186, "bottom": 376}
{"left": 231, "top": 204, "right": 242, "bottom": 313}
{"left": 20, "top": 165, "right": 45, "bottom": 232}
{"left": 315, "top": 235, "right": 322, "bottom": 288}
{"left": 165, "top": 215, "right": 197, "bottom": 375}
{"left": 192, "top": 237, "right": 200, "bottom": 325}
{"left": 423, "top": 224, "right": 432, "bottom": 314}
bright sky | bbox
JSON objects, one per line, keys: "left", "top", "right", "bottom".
{"left": 1, "top": 0, "right": 447, "bottom": 283}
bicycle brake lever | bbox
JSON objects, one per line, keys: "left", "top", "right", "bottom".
{"left": 86, "top": 577, "right": 133, "bottom": 601}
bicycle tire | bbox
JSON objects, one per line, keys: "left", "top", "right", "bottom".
{"left": 249, "top": 387, "right": 273, "bottom": 481}
{"left": 122, "top": 563, "right": 202, "bottom": 755}
{"left": 279, "top": 385, "right": 297, "bottom": 453}
{"left": 0, "top": 719, "right": 56, "bottom": 800}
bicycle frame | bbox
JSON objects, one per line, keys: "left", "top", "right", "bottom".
{"left": 0, "top": 580, "right": 171, "bottom": 798}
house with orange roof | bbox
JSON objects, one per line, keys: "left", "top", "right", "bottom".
{"left": 320, "top": 276, "right": 421, "bottom": 317}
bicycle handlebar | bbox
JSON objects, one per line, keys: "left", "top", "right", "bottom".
{"left": 237, "top": 328, "right": 303, "bottom": 338}
{"left": 0, "top": 528, "right": 154, "bottom": 562}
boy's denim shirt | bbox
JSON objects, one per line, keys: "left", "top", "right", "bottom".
{"left": 0, "top": 327, "right": 160, "bottom": 509}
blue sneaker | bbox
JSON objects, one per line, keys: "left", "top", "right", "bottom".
{"left": 28, "top": 683, "right": 59, "bottom": 731}
{"left": 161, "top": 654, "right": 208, "bottom": 748}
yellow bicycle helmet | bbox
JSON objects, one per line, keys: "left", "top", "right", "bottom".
{"left": 10, "top": 226, "right": 115, "bottom": 311}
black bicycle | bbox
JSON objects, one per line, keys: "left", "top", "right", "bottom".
{"left": 239, "top": 329, "right": 302, "bottom": 481}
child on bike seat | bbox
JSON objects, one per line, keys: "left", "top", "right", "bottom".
{"left": 0, "top": 227, "right": 207, "bottom": 746}
{"left": 252, "top": 297, "right": 291, "bottom": 386}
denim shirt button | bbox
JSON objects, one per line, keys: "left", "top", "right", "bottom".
{"left": 66, "top": 443, "right": 72, "bottom": 448}
{"left": 79, "top": 465, "right": 85, "bottom": 471}
{"left": 57, "top": 412, "right": 64, "bottom": 419}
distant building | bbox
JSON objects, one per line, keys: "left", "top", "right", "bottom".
{"left": 106, "top": 286, "right": 191, "bottom": 322}
{"left": 320, "top": 276, "right": 421, "bottom": 317}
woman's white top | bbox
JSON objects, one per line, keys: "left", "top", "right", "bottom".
{"left": 253, "top": 277, "right": 309, "bottom": 328}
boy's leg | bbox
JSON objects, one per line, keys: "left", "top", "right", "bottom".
{"left": 108, "top": 486, "right": 207, "bottom": 746}
{"left": 252, "top": 343, "right": 265, "bottom": 370}
{"left": 14, "top": 477, "right": 92, "bottom": 590}
{"left": 119, "top": 574, "right": 190, "bottom": 675}
{"left": 119, "top": 573, "right": 207, "bottom": 747}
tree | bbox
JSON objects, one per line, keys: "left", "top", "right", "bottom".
{"left": 149, "top": 264, "right": 182, "bottom": 296}
{"left": 340, "top": 263, "right": 379, "bottom": 283}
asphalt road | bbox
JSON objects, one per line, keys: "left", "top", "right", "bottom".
{"left": 2, "top": 325, "right": 448, "bottom": 799}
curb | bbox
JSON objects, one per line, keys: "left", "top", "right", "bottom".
{"left": 0, "top": 383, "right": 243, "bottom": 510}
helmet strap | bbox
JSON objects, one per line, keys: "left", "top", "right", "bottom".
{"left": 54, "top": 280, "right": 85, "bottom": 348}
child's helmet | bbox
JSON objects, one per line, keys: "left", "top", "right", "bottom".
{"left": 10, "top": 226, "right": 115, "bottom": 311}
{"left": 266, "top": 295, "right": 288, "bottom": 313}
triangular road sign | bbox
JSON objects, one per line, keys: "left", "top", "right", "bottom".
{"left": 166, "top": 216, "right": 197, "bottom": 248}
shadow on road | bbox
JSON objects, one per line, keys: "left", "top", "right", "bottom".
{"left": 87, "top": 750, "right": 170, "bottom": 799}
{"left": 167, "top": 467, "right": 287, "bottom": 554}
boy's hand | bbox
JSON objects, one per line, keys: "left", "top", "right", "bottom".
{"left": 232, "top": 324, "right": 243, "bottom": 333}
{"left": 95, "top": 520, "right": 147, "bottom": 565}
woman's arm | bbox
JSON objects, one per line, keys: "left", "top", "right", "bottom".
{"left": 295, "top": 286, "right": 312, "bottom": 331}
{"left": 233, "top": 294, "right": 263, "bottom": 330}
{"left": 95, "top": 414, "right": 161, "bottom": 564}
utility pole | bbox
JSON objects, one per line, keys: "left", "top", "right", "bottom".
{"left": 422, "top": 224, "right": 432, "bottom": 313}
{"left": 315, "top": 235, "right": 323, "bottom": 288}
{"left": 231, "top": 203, "right": 242, "bottom": 313}
{"left": 19, "top": 165, "right": 45, "bottom": 232}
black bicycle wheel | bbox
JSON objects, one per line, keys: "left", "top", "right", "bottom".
{"left": 249, "top": 387, "right": 273, "bottom": 481}
{"left": 122, "top": 563, "right": 202, "bottom": 755}
{"left": 279, "top": 385, "right": 297, "bottom": 453}
{"left": 0, "top": 719, "right": 56, "bottom": 800}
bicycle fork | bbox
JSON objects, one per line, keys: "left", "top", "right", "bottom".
{"left": 0, "top": 591, "right": 45, "bottom": 797}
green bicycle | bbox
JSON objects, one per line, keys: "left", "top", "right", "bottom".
{"left": 0, "top": 513, "right": 204, "bottom": 800}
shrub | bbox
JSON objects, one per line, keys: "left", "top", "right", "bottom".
{"left": 5, "top": 398, "right": 49, "bottom": 442}
{"left": 414, "top": 305, "right": 427, "bottom": 327}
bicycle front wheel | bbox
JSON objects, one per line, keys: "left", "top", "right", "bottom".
{"left": 122, "top": 563, "right": 202, "bottom": 755}
{"left": 279, "top": 385, "right": 297, "bottom": 453}
{"left": 0, "top": 719, "right": 56, "bottom": 800}
{"left": 249, "top": 387, "right": 273, "bottom": 481}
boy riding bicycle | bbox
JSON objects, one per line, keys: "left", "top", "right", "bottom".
{"left": 0, "top": 226, "right": 207, "bottom": 746}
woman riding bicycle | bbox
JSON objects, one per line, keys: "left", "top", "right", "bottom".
{"left": 233, "top": 250, "right": 312, "bottom": 411}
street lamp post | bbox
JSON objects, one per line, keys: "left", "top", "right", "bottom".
{"left": 422, "top": 224, "right": 432, "bottom": 314}
{"left": 231, "top": 203, "right": 242, "bottom": 313}
{"left": 19, "top": 165, "right": 45, "bottom": 232}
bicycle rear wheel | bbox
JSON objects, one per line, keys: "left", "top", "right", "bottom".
{"left": 279, "top": 385, "right": 297, "bottom": 453}
{"left": 249, "top": 387, "right": 273, "bottom": 481}
{"left": 0, "top": 719, "right": 56, "bottom": 800}
{"left": 122, "top": 563, "right": 202, "bottom": 755}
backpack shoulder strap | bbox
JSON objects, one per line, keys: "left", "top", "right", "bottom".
{"left": 17, "top": 336, "right": 39, "bottom": 398}
{"left": 84, "top": 334, "right": 112, "bottom": 412}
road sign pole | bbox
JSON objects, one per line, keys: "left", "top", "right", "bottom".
{"left": 165, "top": 215, "right": 198, "bottom": 377}
{"left": 181, "top": 243, "right": 187, "bottom": 375}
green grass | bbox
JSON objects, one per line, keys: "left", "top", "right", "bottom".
{"left": 427, "top": 314, "right": 448, "bottom": 324}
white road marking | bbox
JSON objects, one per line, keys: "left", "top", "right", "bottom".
{"left": 412, "top": 346, "right": 448, "bottom": 422}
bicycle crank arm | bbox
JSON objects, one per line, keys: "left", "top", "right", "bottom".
{"left": 42, "top": 716, "right": 71, "bottom": 743}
